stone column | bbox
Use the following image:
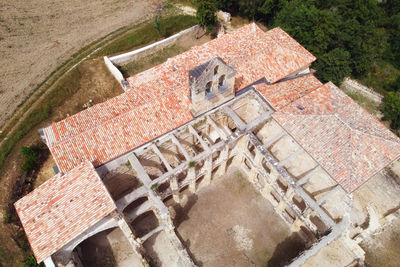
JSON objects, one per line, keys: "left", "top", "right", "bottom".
{"left": 203, "top": 156, "right": 213, "bottom": 185}
{"left": 216, "top": 146, "right": 229, "bottom": 177}
{"left": 117, "top": 217, "right": 147, "bottom": 265}
{"left": 170, "top": 176, "right": 180, "bottom": 204}
{"left": 232, "top": 136, "right": 249, "bottom": 166}
{"left": 187, "top": 166, "right": 196, "bottom": 193}
{"left": 249, "top": 149, "right": 263, "bottom": 181}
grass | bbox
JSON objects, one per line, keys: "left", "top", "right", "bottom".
{"left": 0, "top": 14, "right": 197, "bottom": 172}
{"left": 120, "top": 45, "right": 187, "bottom": 77}
{"left": 359, "top": 60, "right": 400, "bottom": 95}
{"left": 346, "top": 91, "right": 381, "bottom": 116}
{"left": 96, "top": 15, "right": 197, "bottom": 56}
{"left": 0, "top": 68, "right": 81, "bottom": 170}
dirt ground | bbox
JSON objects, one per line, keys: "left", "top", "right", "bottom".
{"left": 143, "top": 230, "right": 183, "bottom": 267}
{"left": 361, "top": 217, "right": 400, "bottom": 267}
{"left": 0, "top": 0, "right": 156, "bottom": 127}
{"left": 172, "top": 167, "right": 306, "bottom": 267}
{"left": 78, "top": 227, "right": 144, "bottom": 267}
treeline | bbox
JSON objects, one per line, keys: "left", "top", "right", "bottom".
{"left": 197, "top": 0, "right": 400, "bottom": 88}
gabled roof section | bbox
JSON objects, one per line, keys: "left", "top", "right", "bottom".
{"left": 254, "top": 74, "right": 322, "bottom": 110}
{"left": 273, "top": 82, "right": 400, "bottom": 192}
{"left": 14, "top": 161, "right": 116, "bottom": 263}
{"left": 42, "top": 23, "right": 316, "bottom": 173}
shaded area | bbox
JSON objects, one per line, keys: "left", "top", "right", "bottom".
{"left": 267, "top": 232, "right": 307, "bottom": 267}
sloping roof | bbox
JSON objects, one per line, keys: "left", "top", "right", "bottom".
{"left": 273, "top": 82, "right": 400, "bottom": 192}
{"left": 254, "top": 74, "right": 322, "bottom": 110}
{"left": 43, "top": 23, "right": 316, "bottom": 173}
{"left": 14, "top": 161, "right": 116, "bottom": 262}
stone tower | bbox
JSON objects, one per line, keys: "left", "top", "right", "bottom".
{"left": 189, "top": 57, "right": 236, "bottom": 117}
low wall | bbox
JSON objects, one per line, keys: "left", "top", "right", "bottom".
{"left": 109, "top": 25, "right": 201, "bottom": 66}
{"left": 342, "top": 77, "right": 383, "bottom": 103}
{"left": 104, "top": 56, "right": 130, "bottom": 90}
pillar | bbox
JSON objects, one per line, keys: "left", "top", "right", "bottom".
{"left": 187, "top": 166, "right": 196, "bottom": 193}
{"left": 170, "top": 176, "right": 180, "bottom": 204}
{"left": 203, "top": 156, "right": 212, "bottom": 185}
{"left": 232, "top": 136, "right": 249, "bottom": 166}
{"left": 216, "top": 146, "right": 229, "bottom": 177}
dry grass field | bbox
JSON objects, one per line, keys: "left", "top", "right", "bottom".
{"left": 0, "top": 0, "right": 155, "bottom": 128}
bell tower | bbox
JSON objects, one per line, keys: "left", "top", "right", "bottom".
{"left": 189, "top": 57, "right": 236, "bottom": 117}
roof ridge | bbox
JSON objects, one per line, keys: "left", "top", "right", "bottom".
{"left": 268, "top": 27, "right": 316, "bottom": 59}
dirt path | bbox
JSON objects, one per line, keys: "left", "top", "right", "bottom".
{"left": 0, "top": 0, "right": 156, "bottom": 128}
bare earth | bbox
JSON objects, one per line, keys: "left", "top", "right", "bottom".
{"left": 0, "top": 0, "right": 155, "bottom": 127}
{"left": 173, "top": 168, "right": 306, "bottom": 267}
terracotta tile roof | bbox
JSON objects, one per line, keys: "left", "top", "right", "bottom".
{"left": 254, "top": 74, "right": 322, "bottom": 110}
{"left": 43, "top": 23, "right": 316, "bottom": 173}
{"left": 273, "top": 82, "right": 400, "bottom": 192}
{"left": 14, "top": 161, "right": 116, "bottom": 263}
{"left": 49, "top": 91, "right": 192, "bottom": 172}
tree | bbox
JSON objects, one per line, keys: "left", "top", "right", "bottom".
{"left": 383, "top": 91, "right": 400, "bottom": 129}
{"left": 314, "top": 48, "right": 352, "bottom": 85}
{"left": 20, "top": 146, "right": 38, "bottom": 173}
{"left": 22, "top": 254, "right": 44, "bottom": 267}
{"left": 196, "top": 0, "right": 217, "bottom": 33}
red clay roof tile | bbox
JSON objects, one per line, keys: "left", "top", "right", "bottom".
{"left": 14, "top": 161, "right": 116, "bottom": 262}
{"left": 273, "top": 82, "right": 400, "bottom": 192}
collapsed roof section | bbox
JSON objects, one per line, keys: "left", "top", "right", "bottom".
{"left": 14, "top": 161, "right": 116, "bottom": 263}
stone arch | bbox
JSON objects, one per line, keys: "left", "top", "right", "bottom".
{"left": 214, "top": 65, "right": 219, "bottom": 75}
{"left": 206, "top": 81, "right": 212, "bottom": 94}
{"left": 219, "top": 74, "right": 225, "bottom": 86}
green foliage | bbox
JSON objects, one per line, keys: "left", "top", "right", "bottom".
{"left": 314, "top": 48, "right": 351, "bottom": 85}
{"left": 0, "top": 15, "right": 197, "bottom": 173}
{"left": 196, "top": 0, "right": 217, "bottom": 32}
{"left": 3, "top": 210, "right": 11, "bottom": 224}
{"left": 20, "top": 146, "right": 38, "bottom": 173}
{"left": 383, "top": 91, "right": 400, "bottom": 129}
{"left": 22, "top": 254, "right": 44, "bottom": 267}
{"left": 188, "top": 161, "right": 196, "bottom": 168}
{"left": 151, "top": 183, "right": 158, "bottom": 190}
{"left": 98, "top": 15, "right": 197, "bottom": 55}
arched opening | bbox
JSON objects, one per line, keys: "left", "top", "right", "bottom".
{"left": 206, "top": 81, "right": 212, "bottom": 93}
{"left": 219, "top": 75, "right": 225, "bottom": 86}
{"left": 218, "top": 75, "right": 227, "bottom": 93}
{"left": 130, "top": 210, "right": 160, "bottom": 238}
{"left": 205, "top": 81, "right": 214, "bottom": 99}
{"left": 75, "top": 227, "right": 143, "bottom": 267}
{"left": 214, "top": 65, "right": 219, "bottom": 75}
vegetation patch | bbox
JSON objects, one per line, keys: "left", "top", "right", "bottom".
{"left": 96, "top": 15, "right": 197, "bottom": 56}
{"left": 0, "top": 14, "right": 196, "bottom": 173}
{"left": 119, "top": 45, "right": 187, "bottom": 77}
{"left": 345, "top": 91, "right": 381, "bottom": 116}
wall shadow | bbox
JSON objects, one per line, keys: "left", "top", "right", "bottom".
{"left": 267, "top": 231, "right": 308, "bottom": 267}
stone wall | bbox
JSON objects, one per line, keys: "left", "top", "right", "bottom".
{"left": 342, "top": 77, "right": 383, "bottom": 103}
{"left": 109, "top": 25, "right": 200, "bottom": 66}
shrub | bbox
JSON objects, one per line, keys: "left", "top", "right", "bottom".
{"left": 20, "top": 146, "right": 38, "bottom": 173}
{"left": 188, "top": 161, "right": 196, "bottom": 168}
{"left": 22, "top": 254, "right": 44, "bottom": 267}
{"left": 383, "top": 91, "right": 400, "bottom": 129}
{"left": 196, "top": 0, "right": 217, "bottom": 33}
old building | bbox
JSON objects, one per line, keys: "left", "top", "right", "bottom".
{"left": 14, "top": 23, "right": 400, "bottom": 267}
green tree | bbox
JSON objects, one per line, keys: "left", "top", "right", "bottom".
{"left": 383, "top": 91, "right": 400, "bottom": 129}
{"left": 20, "top": 146, "right": 38, "bottom": 173}
{"left": 314, "top": 48, "right": 352, "bottom": 85}
{"left": 196, "top": 0, "right": 217, "bottom": 33}
{"left": 22, "top": 254, "right": 44, "bottom": 267}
